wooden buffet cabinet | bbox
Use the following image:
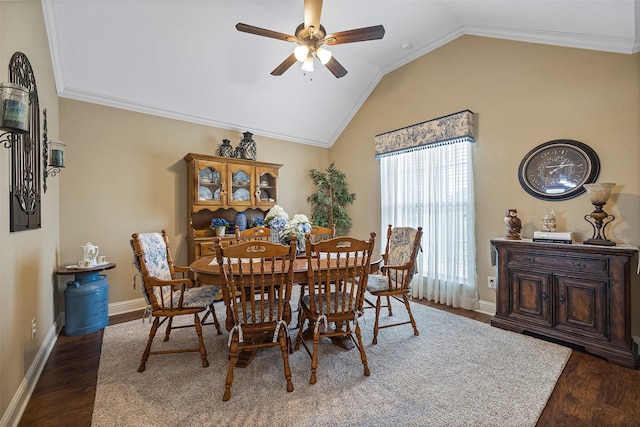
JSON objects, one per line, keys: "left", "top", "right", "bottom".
{"left": 491, "top": 238, "right": 638, "bottom": 369}
{"left": 183, "top": 153, "right": 282, "bottom": 262}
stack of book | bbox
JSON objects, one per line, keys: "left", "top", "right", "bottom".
{"left": 533, "top": 231, "right": 573, "bottom": 244}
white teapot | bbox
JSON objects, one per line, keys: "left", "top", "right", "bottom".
{"left": 78, "top": 242, "right": 99, "bottom": 268}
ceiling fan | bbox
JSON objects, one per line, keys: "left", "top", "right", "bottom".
{"left": 236, "top": 0, "right": 385, "bottom": 78}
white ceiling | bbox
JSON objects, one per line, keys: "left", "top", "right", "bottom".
{"left": 42, "top": 0, "right": 639, "bottom": 148}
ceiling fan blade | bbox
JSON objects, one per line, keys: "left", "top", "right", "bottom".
{"left": 324, "top": 25, "right": 385, "bottom": 45}
{"left": 324, "top": 56, "right": 348, "bottom": 78}
{"left": 304, "top": 0, "right": 322, "bottom": 32}
{"left": 236, "top": 23, "right": 297, "bottom": 42}
{"left": 271, "top": 53, "right": 298, "bottom": 76}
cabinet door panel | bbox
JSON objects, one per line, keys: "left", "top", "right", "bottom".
{"left": 555, "top": 276, "right": 608, "bottom": 340}
{"left": 228, "top": 164, "right": 253, "bottom": 206}
{"left": 194, "top": 160, "right": 226, "bottom": 207}
{"left": 509, "top": 270, "right": 552, "bottom": 327}
{"left": 255, "top": 166, "right": 278, "bottom": 207}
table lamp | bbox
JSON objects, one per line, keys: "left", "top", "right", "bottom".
{"left": 583, "top": 183, "right": 616, "bottom": 246}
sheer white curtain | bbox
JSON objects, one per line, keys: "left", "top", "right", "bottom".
{"left": 380, "top": 140, "right": 479, "bottom": 310}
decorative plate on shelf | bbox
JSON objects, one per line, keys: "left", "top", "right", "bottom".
{"left": 232, "top": 188, "right": 250, "bottom": 201}
{"left": 213, "top": 188, "right": 220, "bottom": 201}
{"left": 518, "top": 139, "right": 600, "bottom": 201}
{"left": 198, "top": 186, "right": 213, "bottom": 200}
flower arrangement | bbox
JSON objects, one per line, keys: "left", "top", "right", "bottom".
{"left": 280, "top": 213, "right": 311, "bottom": 242}
{"left": 264, "top": 205, "right": 288, "bottom": 226}
{"left": 210, "top": 217, "right": 229, "bottom": 228}
{"left": 250, "top": 216, "right": 265, "bottom": 228}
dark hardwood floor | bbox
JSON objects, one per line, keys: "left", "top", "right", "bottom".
{"left": 18, "top": 301, "right": 640, "bottom": 426}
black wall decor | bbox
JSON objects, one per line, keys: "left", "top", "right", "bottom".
{"left": 7, "top": 52, "right": 41, "bottom": 231}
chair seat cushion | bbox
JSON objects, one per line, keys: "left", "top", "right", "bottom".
{"left": 366, "top": 275, "right": 390, "bottom": 293}
{"left": 169, "top": 285, "right": 219, "bottom": 308}
{"left": 236, "top": 299, "right": 287, "bottom": 324}
{"left": 301, "top": 292, "right": 355, "bottom": 314}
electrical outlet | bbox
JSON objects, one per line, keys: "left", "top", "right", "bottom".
{"left": 31, "top": 318, "right": 36, "bottom": 340}
{"left": 488, "top": 276, "right": 496, "bottom": 290}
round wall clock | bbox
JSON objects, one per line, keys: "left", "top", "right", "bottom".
{"left": 518, "top": 139, "right": 600, "bottom": 201}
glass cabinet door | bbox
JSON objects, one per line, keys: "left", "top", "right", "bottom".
{"left": 195, "top": 160, "right": 225, "bottom": 206}
{"left": 228, "top": 164, "right": 253, "bottom": 206}
{"left": 255, "top": 166, "right": 278, "bottom": 207}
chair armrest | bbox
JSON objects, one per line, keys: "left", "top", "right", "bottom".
{"left": 173, "top": 265, "right": 191, "bottom": 273}
{"left": 148, "top": 276, "right": 192, "bottom": 291}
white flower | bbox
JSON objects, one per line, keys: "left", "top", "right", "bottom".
{"left": 264, "top": 204, "right": 288, "bottom": 226}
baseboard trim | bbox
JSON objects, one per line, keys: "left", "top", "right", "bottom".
{"left": 109, "top": 297, "right": 147, "bottom": 316}
{"left": 476, "top": 299, "right": 496, "bottom": 316}
{"left": 1, "top": 317, "right": 60, "bottom": 427}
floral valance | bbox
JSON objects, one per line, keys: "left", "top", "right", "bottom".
{"left": 374, "top": 110, "right": 475, "bottom": 159}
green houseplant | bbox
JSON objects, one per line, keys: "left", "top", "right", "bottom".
{"left": 307, "top": 162, "right": 356, "bottom": 236}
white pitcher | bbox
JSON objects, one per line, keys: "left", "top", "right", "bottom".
{"left": 79, "top": 242, "right": 99, "bottom": 268}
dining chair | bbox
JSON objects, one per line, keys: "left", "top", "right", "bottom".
{"left": 364, "top": 225, "right": 423, "bottom": 344}
{"left": 131, "top": 230, "right": 221, "bottom": 372}
{"left": 234, "top": 225, "right": 271, "bottom": 241}
{"left": 295, "top": 233, "right": 376, "bottom": 385}
{"left": 214, "top": 238, "right": 297, "bottom": 401}
{"left": 308, "top": 223, "right": 335, "bottom": 243}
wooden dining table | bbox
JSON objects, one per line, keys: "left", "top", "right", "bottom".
{"left": 190, "top": 255, "right": 381, "bottom": 366}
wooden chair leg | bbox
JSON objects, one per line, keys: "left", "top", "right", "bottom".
{"left": 202, "top": 303, "right": 222, "bottom": 335}
{"left": 373, "top": 296, "right": 382, "bottom": 345}
{"left": 355, "top": 322, "right": 371, "bottom": 376}
{"left": 138, "top": 317, "right": 159, "bottom": 372}
{"left": 223, "top": 334, "right": 239, "bottom": 401}
{"left": 386, "top": 295, "right": 393, "bottom": 316}
{"left": 403, "top": 294, "right": 419, "bottom": 336}
{"left": 278, "top": 331, "right": 294, "bottom": 392}
{"left": 163, "top": 317, "right": 173, "bottom": 342}
{"left": 193, "top": 313, "right": 209, "bottom": 368}
{"left": 310, "top": 329, "right": 320, "bottom": 385}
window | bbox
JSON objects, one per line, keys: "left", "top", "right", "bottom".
{"left": 380, "top": 140, "right": 478, "bottom": 310}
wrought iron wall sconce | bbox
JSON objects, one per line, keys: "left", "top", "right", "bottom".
{"left": 42, "top": 108, "right": 65, "bottom": 193}
{"left": 3, "top": 52, "right": 41, "bottom": 231}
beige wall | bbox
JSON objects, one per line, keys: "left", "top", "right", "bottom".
{"left": 0, "top": 1, "right": 60, "bottom": 422}
{"left": 331, "top": 35, "right": 640, "bottom": 329}
{"left": 59, "top": 100, "right": 329, "bottom": 304}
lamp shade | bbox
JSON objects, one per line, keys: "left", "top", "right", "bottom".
{"left": 583, "top": 183, "right": 615, "bottom": 204}
{"left": 294, "top": 45, "right": 309, "bottom": 62}
{"left": 0, "top": 82, "right": 30, "bottom": 134}
{"left": 316, "top": 47, "right": 332, "bottom": 65}
{"left": 301, "top": 55, "right": 314, "bottom": 72}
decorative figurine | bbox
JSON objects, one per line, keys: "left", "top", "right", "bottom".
{"left": 219, "top": 139, "right": 233, "bottom": 157}
{"left": 504, "top": 209, "right": 522, "bottom": 240}
{"left": 541, "top": 209, "right": 557, "bottom": 232}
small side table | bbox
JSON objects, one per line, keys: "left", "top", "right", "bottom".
{"left": 55, "top": 263, "right": 116, "bottom": 336}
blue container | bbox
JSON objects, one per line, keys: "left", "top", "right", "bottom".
{"left": 64, "top": 271, "right": 109, "bottom": 336}
{"left": 235, "top": 211, "right": 247, "bottom": 231}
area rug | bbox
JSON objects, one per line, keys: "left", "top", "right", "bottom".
{"left": 92, "top": 298, "right": 571, "bottom": 427}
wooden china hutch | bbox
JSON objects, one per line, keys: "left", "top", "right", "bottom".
{"left": 184, "top": 153, "right": 281, "bottom": 262}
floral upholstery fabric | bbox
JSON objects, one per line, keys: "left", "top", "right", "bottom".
{"left": 302, "top": 292, "right": 355, "bottom": 315}
{"left": 366, "top": 275, "right": 391, "bottom": 293}
{"left": 137, "top": 233, "right": 172, "bottom": 281}
{"left": 387, "top": 227, "right": 419, "bottom": 266}
{"left": 173, "top": 285, "right": 219, "bottom": 309}
{"left": 234, "top": 299, "right": 286, "bottom": 324}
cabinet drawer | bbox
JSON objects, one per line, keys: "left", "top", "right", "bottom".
{"left": 199, "top": 242, "right": 217, "bottom": 257}
{"left": 508, "top": 252, "right": 608, "bottom": 276}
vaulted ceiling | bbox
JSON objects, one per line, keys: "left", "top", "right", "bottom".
{"left": 43, "top": 1, "right": 639, "bottom": 148}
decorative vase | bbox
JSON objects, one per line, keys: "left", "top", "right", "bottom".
{"left": 240, "top": 131, "right": 257, "bottom": 160}
{"left": 296, "top": 237, "right": 305, "bottom": 254}
{"left": 214, "top": 226, "right": 226, "bottom": 237}
{"left": 234, "top": 212, "right": 247, "bottom": 231}
{"left": 233, "top": 144, "right": 244, "bottom": 159}
{"left": 219, "top": 139, "right": 233, "bottom": 157}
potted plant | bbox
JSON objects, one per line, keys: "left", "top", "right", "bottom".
{"left": 307, "top": 162, "right": 355, "bottom": 236}
{"left": 210, "top": 218, "right": 229, "bottom": 237}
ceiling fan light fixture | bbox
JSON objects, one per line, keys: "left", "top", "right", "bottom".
{"left": 301, "top": 55, "right": 314, "bottom": 72}
{"left": 315, "top": 46, "right": 332, "bottom": 65}
{"left": 294, "top": 45, "right": 309, "bottom": 62}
